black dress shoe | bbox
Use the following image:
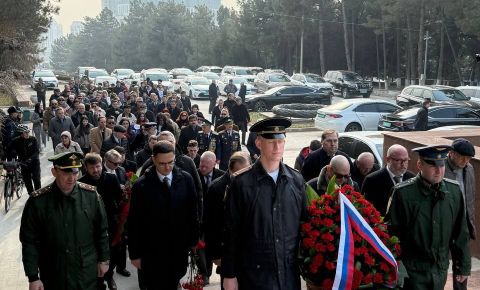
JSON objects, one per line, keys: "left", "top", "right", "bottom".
{"left": 106, "top": 278, "right": 118, "bottom": 290}
{"left": 116, "top": 269, "right": 131, "bottom": 277}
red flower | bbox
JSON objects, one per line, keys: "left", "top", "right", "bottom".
{"left": 373, "top": 273, "right": 384, "bottom": 283}
{"left": 363, "top": 273, "right": 373, "bottom": 284}
{"left": 314, "top": 243, "right": 326, "bottom": 252}
{"left": 320, "top": 232, "right": 334, "bottom": 242}
{"left": 326, "top": 243, "right": 335, "bottom": 252}
{"left": 324, "top": 206, "right": 336, "bottom": 215}
{"left": 126, "top": 171, "right": 134, "bottom": 179}
{"left": 324, "top": 261, "right": 336, "bottom": 270}
{"left": 303, "top": 238, "right": 315, "bottom": 249}
{"left": 353, "top": 269, "right": 363, "bottom": 289}
{"left": 301, "top": 222, "right": 313, "bottom": 232}
{"left": 322, "top": 279, "right": 334, "bottom": 288}
{"left": 364, "top": 254, "right": 375, "bottom": 266}
{"left": 379, "top": 262, "right": 390, "bottom": 272}
{"left": 322, "top": 218, "right": 334, "bottom": 227}
{"left": 308, "top": 230, "right": 320, "bottom": 239}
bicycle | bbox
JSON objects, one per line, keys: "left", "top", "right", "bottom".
{"left": 2, "top": 160, "right": 24, "bottom": 213}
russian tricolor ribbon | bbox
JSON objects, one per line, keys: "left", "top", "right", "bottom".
{"left": 333, "top": 192, "right": 398, "bottom": 290}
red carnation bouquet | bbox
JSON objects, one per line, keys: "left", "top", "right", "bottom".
{"left": 299, "top": 178, "right": 400, "bottom": 289}
{"left": 182, "top": 240, "right": 206, "bottom": 290}
{"left": 112, "top": 171, "right": 138, "bottom": 246}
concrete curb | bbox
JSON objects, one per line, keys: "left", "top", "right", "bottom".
{"left": 286, "top": 127, "right": 320, "bottom": 132}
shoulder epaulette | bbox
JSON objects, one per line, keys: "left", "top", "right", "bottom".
{"left": 31, "top": 185, "right": 52, "bottom": 197}
{"left": 444, "top": 178, "right": 460, "bottom": 185}
{"left": 78, "top": 182, "right": 96, "bottom": 192}
{"left": 393, "top": 178, "right": 416, "bottom": 190}
{"left": 232, "top": 165, "right": 253, "bottom": 177}
{"left": 219, "top": 130, "right": 226, "bottom": 134}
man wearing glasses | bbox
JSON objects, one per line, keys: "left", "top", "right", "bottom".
{"left": 362, "top": 144, "right": 415, "bottom": 216}
{"left": 79, "top": 153, "right": 123, "bottom": 290}
{"left": 129, "top": 141, "right": 199, "bottom": 290}
{"left": 307, "top": 155, "right": 359, "bottom": 194}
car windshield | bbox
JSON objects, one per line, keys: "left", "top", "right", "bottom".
{"left": 202, "top": 72, "right": 220, "bottom": 80}
{"left": 322, "top": 101, "right": 352, "bottom": 111}
{"left": 189, "top": 78, "right": 210, "bottom": 85}
{"left": 146, "top": 73, "right": 169, "bottom": 81}
{"left": 117, "top": 69, "right": 134, "bottom": 75}
{"left": 35, "top": 71, "right": 55, "bottom": 77}
{"left": 235, "top": 68, "right": 254, "bottom": 75}
{"left": 89, "top": 70, "right": 108, "bottom": 78}
{"left": 269, "top": 74, "right": 290, "bottom": 82}
{"left": 232, "top": 78, "right": 248, "bottom": 84}
{"left": 433, "top": 89, "right": 469, "bottom": 101}
{"left": 210, "top": 68, "right": 222, "bottom": 74}
{"left": 305, "top": 74, "right": 324, "bottom": 83}
{"left": 175, "top": 69, "right": 194, "bottom": 75}
{"left": 343, "top": 72, "right": 363, "bottom": 81}
{"left": 250, "top": 68, "right": 263, "bottom": 74}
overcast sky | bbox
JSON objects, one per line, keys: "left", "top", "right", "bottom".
{"left": 54, "top": 0, "right": 236, "bottom": 35}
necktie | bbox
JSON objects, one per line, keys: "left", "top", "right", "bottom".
{"left": 394, "top": 176, "right": 402, "bottom": 184}
{"left": 206, "top": 175, "right": 211, "bottom": 188}
{"left": 163, "top": 177, "right": 170, "bottom": 189}
{"left": 101, "top": 130, "right": 105, "bottom": 141}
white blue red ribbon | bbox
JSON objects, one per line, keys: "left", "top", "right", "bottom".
{"left": 333, "top": 192, "right": 398, "bottom": 290}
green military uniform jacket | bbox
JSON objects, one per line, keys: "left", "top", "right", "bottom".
{"left": 387, "top": 174, "right": 471, "bottom": 289}
{"left": 20, "top": 181, "right": 110, "bottom": 290}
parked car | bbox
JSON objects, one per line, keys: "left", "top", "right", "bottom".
{"left": 94, "top": 76, "right": 118, "bottom": 86}
{"left": 123, "top": 73, "right": 142, "bottom": 86}
{"left": 195, "top": 66, "right": 222, "bottom": 74}
{"left": 324, "top": 70, "right": 373, "bottom": 98}
{"left": 244, "top": 85, "right": 331, "bottom": 112}
{"left": 196, "top": 71, "right": 220, "bottom": 81}
{"left": 264, "top": 69, "right": 287, "bottom": 75}
{"left": 179, "top": 77, "right": 211, "bottom": 99}
{"left": 315, "top": 99, "right": 400, "bottom": 132}
{"left": 221, "top": 66, "right": 256, "bottom": 83}
{"left": 248, "top": 66, "right": 264, "bottom": 75}
{"left": 31, "top": 70, "right": 59, "bottom": 89}
{"left": 395, "top": 85, "right": 474, "bottom": 107}
{"left": 111, "top": 68, "right": 135, "bottom": 80}
{"left": 140, "top": 71, "right": 174, "bottom": 91}
{"left": 456, "top": 86, "right": 480, "bottom": 103}
{"left": 141, "top": 68, "right": 168, "bottom": 73}
{"left": 217, "top": 76, "right": 257, "bottom": 96}
{"left": 253, "top": 72, "right": 295, "bottom": 93}
{"left": 291, "top": 73, "right": 334, "bottom": 92}
{"left": 77, "top": 66, "right": 95, "bottom": 79}
{"left": 338, "top": 131, "right": 385, "bottom": 166}
{"left": 378, "top": 103, "right": 480, "bottom": 131}
{"left": 84, "top": 69, "right": 109, "bottom": 83}
{"left": 169, "top": 68, "right": 195, "bottom": 79}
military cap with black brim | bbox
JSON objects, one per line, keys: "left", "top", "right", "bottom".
{"left": 144, "top": 122, "right": 157, "bottom": 129}
{"left": 249, "top": 117, "right": 292, "bottom": 139}
{"left": 201, "top": 119, "right": 213, "bottom": 127}
{"left": 48, "top": 152, "right": 84, "bottom": 173}
{"left": 412, "top": 145, "right": 452, "bottom": 166}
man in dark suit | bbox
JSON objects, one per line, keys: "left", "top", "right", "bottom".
{"left": 414, "top": 97, "right": 431, "bottom": 131}
{"left": 196, "top": 151, "right": 225, "bottom": 285}
{"left": 351, "top": 152, "right": 380, "bottom": 186}
{"left": 362, "top": 144, "right": 415, "bottom": 216}
{"left": 79, "top": 153, "right": 123, "bottom": 290}
{"left": 197, "top": 120, "right": 221, "bottom": 161}
{"left": 178, "top": 115, "right": 201, "bottom": 154}
{"left": 208, "top": 80, "right": 219, "bottom": 114}
{"left": 301, "top": 129, "right": 352, "bottom": 182}
{"left": 128, "top": 141, "right": 199, "bottom": 290}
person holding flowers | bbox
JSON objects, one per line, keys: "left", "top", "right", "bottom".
{"left": 223, "top": 117, "right": 307, "bottom": 290}
{"left": 387, "top": 145, "right": 471, "bottom": 289}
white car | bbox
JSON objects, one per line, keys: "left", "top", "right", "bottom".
{"left": 456, "top": 86, "right": 480, "bottom": 104}
{"left": 195, "top": 66, "right": 223, "bottom": 74}
{"left": 338, "top": 131, "right": 385, "bottom": 166}
{"left": 221, "top": 66, "right": 256, "bottom": 83}
{"left": 180, "top": 77, "right": 211, "bottom": 99}
{"left": 94, "top": 76, "right": 118, "bottom": 86}
{"left": 31, "top": 70, "right": 58, "bottom": 89}
{"left": 124, "top": 73, "right": 142, "bottom": 86}
{"left": 217, "top": 76, "right": 257, "bottom": 96}
{"left": 196, "top": 71, "right": 220, "bottom": 81}
{"left": 85, "top": 69, "right": 109, "bottom": 82}
{"left": 142, "top": 68, "right": 168, "bottom": 73}
{"left": 111, "top": 68, "right": 135, "bottom": 80}
{"left": 140, "top": 71, "right": 174, "bottom": 91}
{"left": 315, "top": 99, "right": 401, "bottom": 132}
{"left": 291, "top": 73, "right": 334, "bottom": 92}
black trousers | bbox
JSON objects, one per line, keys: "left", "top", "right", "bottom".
{"left": 37, "top": 94, "right": 46, "bottom": 110}
{"left": 209, "top": 97, "right": 217, "bottom": 114}
{"left": 21, "top": 160, "right": 41, "bottom": 194}
{"left": 452, "top": 269, "right": 467, "bottom": 290}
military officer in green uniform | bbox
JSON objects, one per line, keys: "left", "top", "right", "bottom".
{"left": 386, "top": 145, "right": 471, "bottom": 290}
{"left": 20, "top": 152, "right": 110, "bottom": 290}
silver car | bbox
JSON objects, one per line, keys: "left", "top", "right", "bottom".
{"left": 31, "top": 70, "right": 59, "bottom": 89}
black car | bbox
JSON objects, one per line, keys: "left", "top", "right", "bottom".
{"left": 324, "top": 70, "right": 373, "bottom": 98}
{"left": 378, "top": 103, "right": 480, "bottom": 131}
{"left": 244, "top": 86, "right": 332, "bottom": 112}
{"left": 395, "top": 85, "right": 475, "bottom": 107}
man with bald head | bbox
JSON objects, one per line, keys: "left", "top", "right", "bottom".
{"left": 351, "top": 152, "right": 380, "bottom": 186}
{"left": 362, "top": 144, "right": 415, "bottom": 216}
{"left": 307, "top": 155, "right": 360, "bottom": 194}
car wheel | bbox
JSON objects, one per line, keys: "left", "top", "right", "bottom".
{"left": 345, "top": 123, "right": 362, "bottom": 132}
{"left": 342, "top": 88, "right": 348, "bottom": 99}
{"left": 254, "top": 100, "right": 267, "bottom": 112}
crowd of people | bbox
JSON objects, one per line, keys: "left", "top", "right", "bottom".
{"left": 1, "top": 77, "right": 475, "bottom": 290}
